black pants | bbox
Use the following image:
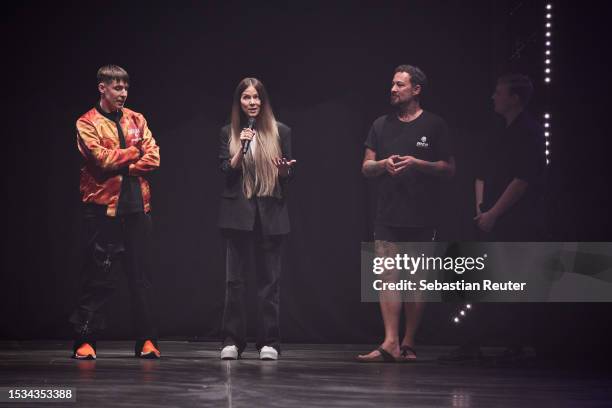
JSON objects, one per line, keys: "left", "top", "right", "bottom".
{"left": 221, "top": 220, "right": 284, "bottom": 354}
{"left": 450, "top": 227, "right": 539, "bottom": 350}
{"left": 69, "top": 205, "right": 157, "bottom": 348}
{"left": 450, "top": 302, "right": 537, "bottom": 350}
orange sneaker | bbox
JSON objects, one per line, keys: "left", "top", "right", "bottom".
{"left": 139, "top": 340, "right": 161, "bottom": 359}
{"left": 74, "top": 343, "right": 96, "bottom": 360}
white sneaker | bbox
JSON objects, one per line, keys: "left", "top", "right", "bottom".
{"left": 221, "top": 345, "right": 239, "bottom": 360}
{"left": 259, "top": 346, "right": 278, "bottom": 360}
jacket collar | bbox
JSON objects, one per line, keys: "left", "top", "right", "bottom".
{"left": 95, "top": 102, "right": 123, "bottom": 122}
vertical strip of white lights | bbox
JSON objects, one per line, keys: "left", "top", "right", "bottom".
{"left": 544, "top": 3, "right": 553, "bottom": 165}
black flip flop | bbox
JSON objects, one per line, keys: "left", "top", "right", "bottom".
{"left": 400, "top": 345, "right": 417, "bottom": 361}
{"left": 357, "top": 347, "right": 403, "bottom": 363}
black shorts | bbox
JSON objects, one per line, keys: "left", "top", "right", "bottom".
{"left": 374, "top": 225, "right": 437, "bottom": 242}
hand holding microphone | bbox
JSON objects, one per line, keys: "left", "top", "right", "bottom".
{"left": 241, "top": 118, "right": 256, "bottom": 155}
{"left": 230, "top": 118, "right": 256, "bottom": 169}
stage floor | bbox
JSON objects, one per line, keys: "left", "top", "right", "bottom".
{"left": 1, "top": 341, "right": 611, "bottom": 407}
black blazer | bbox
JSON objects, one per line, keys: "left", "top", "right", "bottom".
{"left": 218, "top": 122, "right": 293, "bottom": 235}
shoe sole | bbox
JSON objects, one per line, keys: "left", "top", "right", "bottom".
{"left": 73, "top": 354, "right": 96, "bottom": 360}
{"left": 139, "top": 352, "right": 160, "bottom": 359}
{"left": 220, "top": 352, "right": 239, "bottom": 360}
{"left": 221, "top": 348, "right": 240, "bottom": 360}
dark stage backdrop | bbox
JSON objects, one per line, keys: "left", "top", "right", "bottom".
{"left": 2, "top": 1, "right": 611, "bottom": 353}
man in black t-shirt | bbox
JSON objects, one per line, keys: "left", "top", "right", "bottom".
{"left": 357, "top": 65, "right": 455, "bottom": 362}
{"left": 474, "top": 74, "right": 546, "bottom": 241}
{"left": 439, "top": 74, "right": 546, "bottom": 364}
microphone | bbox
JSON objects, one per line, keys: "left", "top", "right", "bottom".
{"left": 242, "top": 118, "right": 256, "bottom": 155}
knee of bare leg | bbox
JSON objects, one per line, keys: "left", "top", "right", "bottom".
{"left": 380, "top": 269, "right": 399, "bottom": 283}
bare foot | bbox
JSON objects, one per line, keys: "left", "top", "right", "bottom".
{"left": 400, "top": 342, "right": 417, "bottom": 360}
{"left": 357, "top": 341, "right": 401, "bottom": 361}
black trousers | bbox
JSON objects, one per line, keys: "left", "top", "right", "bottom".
{"left": 447, "top": 226, "right": 539, "bottom": 350}
{"left": 69, "top": 205, "right": 157, "bottom": 347}
{"left": 221, "top": 218, "right": 284, "bottom": 354}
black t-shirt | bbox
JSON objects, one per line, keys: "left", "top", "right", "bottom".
{"left": 476, "top": 111, "right": 545, "bottom": 236}
{"left": 364, "top": 111, "right": 452, "bottom": 228}
{"left": 95, "top": 104, "right": 144, "bottom": 215}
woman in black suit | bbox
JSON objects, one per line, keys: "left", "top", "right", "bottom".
{"left": 218, "top": 77, "right": 295, "bottom": 360}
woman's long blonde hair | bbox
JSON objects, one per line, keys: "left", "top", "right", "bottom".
{"left": 229, "top": 78, "right": 281, "bottom": 198}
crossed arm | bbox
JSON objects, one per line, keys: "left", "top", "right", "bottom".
{"left": 77, "top": 117, "right": 159, "bottom": 175}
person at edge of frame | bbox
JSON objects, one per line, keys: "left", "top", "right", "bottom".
{"left": 438, "top": 73, "right": 546, "bottom": 364}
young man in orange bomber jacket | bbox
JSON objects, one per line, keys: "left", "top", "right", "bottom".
{"left": 69, "top": 65, "right": 161, "bottom": 360}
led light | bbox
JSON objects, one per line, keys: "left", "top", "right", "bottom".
{"left": 466, "top": 304, "right": 472, "bottom": 309}
{"left": 460, "top": 310, "right": 466, "bottom": 316}
{"left": 453, "top": 317, "right": 460, "bottom": 323}
{"left": 543, "top": 5, "right": 552, "bottom": 166}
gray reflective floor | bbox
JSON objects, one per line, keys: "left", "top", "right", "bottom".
{"left": 1, "top": 341, "right": 611, "bottom": 407}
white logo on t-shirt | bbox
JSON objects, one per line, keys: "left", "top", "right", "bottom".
{"left": 416, "top": 136, "right": 429, "bottom": 148}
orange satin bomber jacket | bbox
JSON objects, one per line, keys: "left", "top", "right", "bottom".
{"left": 76, "top": 106, "right": 160, "bottom": 216}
